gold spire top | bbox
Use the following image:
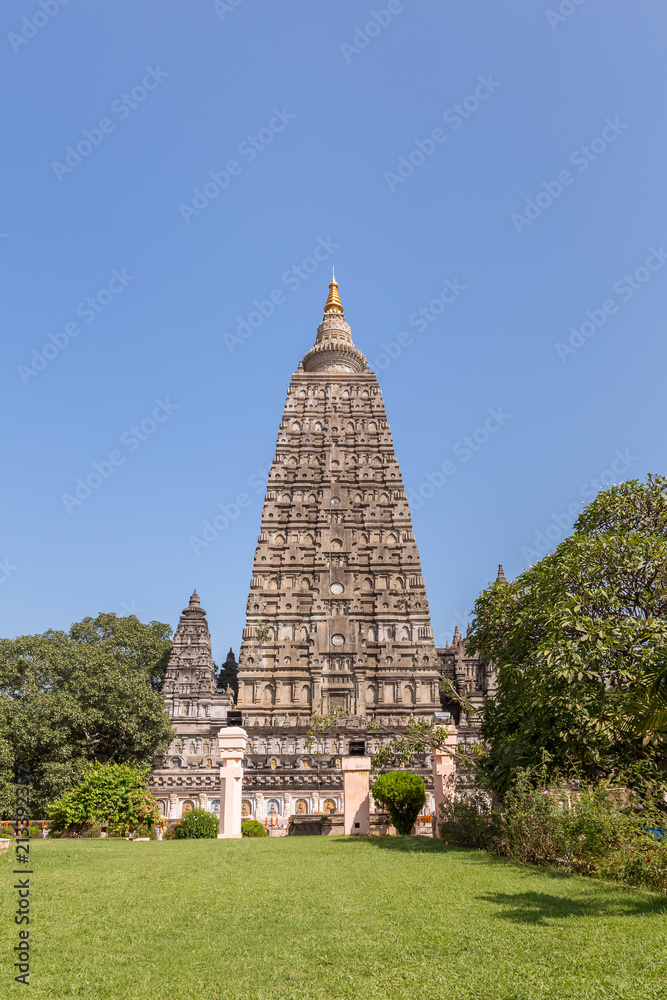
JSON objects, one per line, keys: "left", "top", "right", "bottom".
{"left": 323, "top": 268, "right": 344, "bottom": 315}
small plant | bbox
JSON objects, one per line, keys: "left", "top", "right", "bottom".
{"left": 0, "top": 822, "right": 16, "bottom": 839}
{"left": 242, "top": 819, "right": 268, "bottom": 838}
{"left": 372, "top": 771, "right": 426, "bottom": 835}
{"left": 163, "top": 823, "right": 179, "bottom": 840}
{"left": 175, "top": 808, "right": 218, "bottom": 839}
{"left": 256, "top": 620, "right": 272, "bottom": 643}
{"left": 132, "top": 823, "right": 157, "bottom": 840}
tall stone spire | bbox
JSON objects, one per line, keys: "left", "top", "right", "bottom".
{"left": 496, "top": 564, "right": 507, "bottom": 584}
{"left": 236, "top": 278, "right": 441, "bottom": 726}
{"left": 163, "top": 588, "right": 217, "bottom": 709}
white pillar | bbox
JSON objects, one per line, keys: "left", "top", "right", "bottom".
{"left": 342, "top": 757, "right": 371, "bottom": 835}
{"left": 217, "top": 726, "right": 248, "bottom": 839}
{"left": 432, "top": 724, "right": 458, "bottom": 822}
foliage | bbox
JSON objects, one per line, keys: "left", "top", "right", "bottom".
{"left": 175, "top": 807, "right": 219, "bottom": 839}
{"left": 0, "top": 821, "right": 15, "bottom": 838}
{"left": 48, "top": 762, "right": 160, "bottom": 836}
{"left": 439, "top": 769, "right": 667, "bottom": 892}
{"left": 241, "top": 818, "right": 268, "bottom": 837}
{"left": 371, "top": 770, "right": 426, "bottom": 835}
{"left": 305, "top": 707, "right": 460, "bottom": 776}
{"left": 163, "top": 823, "right": 179, "bottom": 840}
{"left": 0, "top": 613, "right": 174, "bottom": 814}
{"left": 467, "top": 475, "right": 667, "bottom": 795}
{"left": 437, "top": 780, "right": 497, "bottom": 850}
{"left": 626, "top": 652, "right": 667, "bottom": 743}
{"left": 256, "top": 620, "right": 272, "bottom": 643}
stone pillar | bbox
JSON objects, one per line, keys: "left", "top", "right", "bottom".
{"left": 217, "top": 726, "right": 248, "bottom": 839}
{"left": 432, "top": 725, "right": 458, "bottom": 827}
{"left": 342, "top": 757, "right": 371, "bottom": 835}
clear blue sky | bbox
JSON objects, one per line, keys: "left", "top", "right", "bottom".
{"left": 2, "top": 0, "right": 666, "bottom": 662}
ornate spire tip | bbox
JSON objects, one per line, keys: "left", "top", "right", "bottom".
{"left": 323, "top": 270, "right": 344, "bottom": 315}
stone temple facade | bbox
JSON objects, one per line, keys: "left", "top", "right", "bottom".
{"left": 151, "top": 276, "right": 495, "bottom": 823}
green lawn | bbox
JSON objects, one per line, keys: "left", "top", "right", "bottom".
{"left": 2, "top": 836, "right": 667, "bottom": 999}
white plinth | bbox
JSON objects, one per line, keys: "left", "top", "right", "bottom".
{"left": 342, "top": 756, "right": 372, "bottom": 835}
{"left": 432, "top": 725, "right": 458, "bottom": 823}
{"left": 217, "top": 726, "right": 248, "bottom": 839}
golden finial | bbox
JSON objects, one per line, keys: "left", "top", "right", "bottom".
{"left": 323, "top": 268, "right": 344, "bottom": 315}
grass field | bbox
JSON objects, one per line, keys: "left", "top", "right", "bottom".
{"left": 2, "top": 835, "right": 667, "bottom": 1000}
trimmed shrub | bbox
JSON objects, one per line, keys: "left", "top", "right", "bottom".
{"left": 372, "top": 771, "right": 426, "bottom": 835}
{"left": 0, "top": 822, "right": 15, "bottom": 839}
{"left": 242, "top": 819, "right": 268, "bottom": 838}
{"left": 175, "top": 808, "right": 218, "bottom": 839}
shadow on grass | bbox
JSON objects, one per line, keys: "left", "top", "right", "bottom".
{"left": 333, "top": 835, "right": 465, "bottom": 854}
{"left": 477, "top": 889, "right": 667, "bottom": 924}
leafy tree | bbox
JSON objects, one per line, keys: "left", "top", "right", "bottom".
{"left": 175, "top": 807, "right": 218, "bottom": 839}
{"left": 241, "top": 818, "right": 268, "bottom": 837}
{"left": 0, "top": 613, "right": 174, "bottom": 815}
{"left": 468, "top": 475, "right": 667, "bottom": 795}
{"left": 372, "top": 771, "right": 426, "bottom": 835}
{"left": 48, "top": 762, "right": 160, "bottom": 836}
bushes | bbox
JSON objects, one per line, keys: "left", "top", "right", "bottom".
{"left": 438, "top": 774, "right": 667, "bottom": 891}
{"left": 175, "top": 808, "right": 218, "bottom": 839}
{"left": 372, "top": 771, "right": 426, "bottom": 835}
{"left": 48, "top": 762, "right": 160, "bottom": 837}
{"left": 242, "top": 819, "right": 268, "bottom": 838}
{"left": 163, "top": 823, "right": 179, "bottom": 840}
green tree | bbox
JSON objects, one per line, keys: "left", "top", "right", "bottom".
{"left": 372, "top": 771, "right": 426, "bottom": 835}
{"left": 0, "top": 613, "right": 174, "bottom": 815}
{"left": 48, "top": 762, "right": 160, "bottom": 836}
{"left": 468, "top": 475, "right": 667, "bottom": 795}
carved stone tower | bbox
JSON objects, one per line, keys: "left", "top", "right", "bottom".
{"left": 233, "top": 276, "right": 443, "bottom": 818}
{"left": 150, "top": 589, "right": 233, "bottom": 819}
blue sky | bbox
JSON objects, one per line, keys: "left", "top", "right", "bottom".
{"left": 2, "top": 0, "right": 666, "bottom": 662}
